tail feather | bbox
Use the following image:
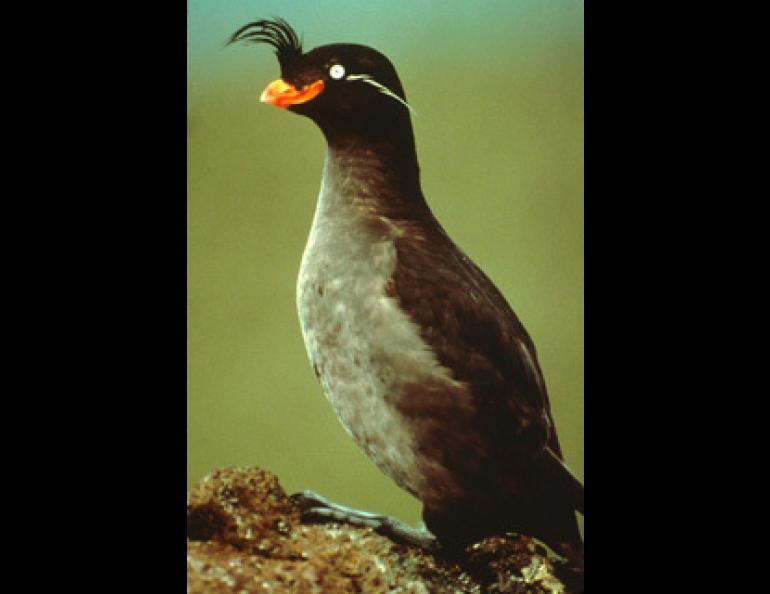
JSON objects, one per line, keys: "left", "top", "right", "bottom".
{"left": 543, "top": 446, "right": 584, "bottom": 515}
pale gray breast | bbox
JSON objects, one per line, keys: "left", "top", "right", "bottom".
{"left": 295, "top": 178, "right": 465, "bottom": 501}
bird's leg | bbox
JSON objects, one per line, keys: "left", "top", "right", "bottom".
{"left": 291, "top": 489, "right": 439, "bottom": 551}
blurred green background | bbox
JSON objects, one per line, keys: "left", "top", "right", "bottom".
{"left": 188, "top": 0, "right": 583, "bottom": 530}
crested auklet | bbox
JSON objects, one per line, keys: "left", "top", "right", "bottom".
{"left": 228, "top": 18, "right": 584, "bottom": 562}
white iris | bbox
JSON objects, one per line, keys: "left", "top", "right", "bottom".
{"left": 329, "top": 64, "right": 346, "bottom": 80}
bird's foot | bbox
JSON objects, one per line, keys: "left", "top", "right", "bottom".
{"left": 291, "top": 489, "right": 439, "bottom": 551}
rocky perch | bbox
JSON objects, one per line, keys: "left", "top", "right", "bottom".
{"left": 187, "top": 467, "right": 582, "bottom": 593}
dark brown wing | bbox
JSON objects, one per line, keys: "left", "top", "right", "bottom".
{"left": 389, "top": 211, "right": 583, "bottom": 520}
{"left": 389, "top": 214, "right": 557, "bottom": 454}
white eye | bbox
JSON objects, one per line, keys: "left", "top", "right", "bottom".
{"left": 329, "top": 64, "right": 346, "bottom": 80}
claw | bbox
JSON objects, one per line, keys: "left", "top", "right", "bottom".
{"left": 290, "top": 489, "right": 330, "bottom": 509}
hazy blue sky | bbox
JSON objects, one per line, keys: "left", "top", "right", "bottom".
{"left": 188, "top": 0, "right": 583, "bottom": 84}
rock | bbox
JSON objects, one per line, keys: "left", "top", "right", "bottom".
{"left": 187, "top": 467, "right": 579, "bottom": 593}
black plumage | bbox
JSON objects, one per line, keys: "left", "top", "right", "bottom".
{"left": 228, "top": 18, "right": 302, "bottom": 72}
{"left": 229, "top": 17, "right": 583, "bottom": 562}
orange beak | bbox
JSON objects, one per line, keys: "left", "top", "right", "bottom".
{"left": 260, "top": 78, "right": 325, "bottom": 108}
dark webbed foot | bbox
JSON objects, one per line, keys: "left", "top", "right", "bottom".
{"left": 291, "top": 489, "right": 439, "bottom": 551}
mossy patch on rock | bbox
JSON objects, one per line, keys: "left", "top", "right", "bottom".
{"left": 187, "top": 467, "right": 580, "bottom": 593}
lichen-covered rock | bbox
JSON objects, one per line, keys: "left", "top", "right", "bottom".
{"left": 187, "top": 467, "right": 579, "bottom": 593}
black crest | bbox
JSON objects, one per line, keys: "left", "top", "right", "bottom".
{"left": 228, "top": 18, "right": 303, "bottom": 70}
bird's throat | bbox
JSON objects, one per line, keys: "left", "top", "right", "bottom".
{"left": 321, "top": 133, "right": 426, "bottom": 219}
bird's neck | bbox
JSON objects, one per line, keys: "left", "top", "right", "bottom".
{"left": 319, "top": 128, "right": 428, "bottom": 220}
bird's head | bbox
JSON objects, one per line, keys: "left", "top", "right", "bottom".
{"left": 228, "top": 18, "right": 414, "bottom": 142}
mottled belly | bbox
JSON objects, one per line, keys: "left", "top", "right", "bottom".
{"left": 296, "top": 241, "right": 430, "bottom": 498}
{"left": 296, "top": 219, "right": 481, "bottom": 507}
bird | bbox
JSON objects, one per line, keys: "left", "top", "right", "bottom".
{"left": 228, "top": 17, "right": 584, "bottom": 564}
